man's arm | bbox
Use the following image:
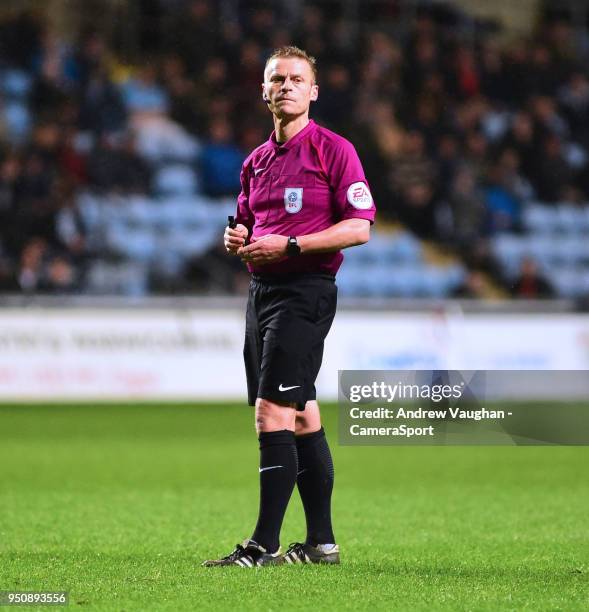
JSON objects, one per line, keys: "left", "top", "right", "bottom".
{"left": 238, "top": 219, "right": 370, "bottom": 265}
{"left": 226, "top": 159, "right": 254, "bottom": 255}
{"left": 298, "top": 218, "right": 370, "bottom": 253}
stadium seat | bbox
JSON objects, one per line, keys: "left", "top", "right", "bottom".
{"left": 580, "top": 271, "right": 589, "bottom": 296}
{"left": 342, "top": 242, "right": 379, "bottom": 266}
{"left": 337, "top": 265, "right": 374, "bottom": 297}
{"left": 77, "top": 192, "right": 107, "bottom": 232}
{"left": 349, "top": 232, "right": 423, "bottom": 265}
{"left": 212, "top": 197, "right": 241, "bottom": 220}
{"left": 527, "top": 235, "right": 559, "bottom": 265}
{"left": 495, "top": 202, "right": 589, "bottom": 297}
{"left": 157, "top": 196, "right": 210, "bottom": 230}
{"left": 120, "top": 78, "right": 169, "bottom": 114}
{"left": 165, "top": 226, "right": 218, "bottom": 258}
{"left": 546, "top": 267, "right": 585, "bottom": 298}
{"left": 378, "top": 264, "right": 424, "bottom": 297}
{"left": 105, "top": 224, "right": 157, "bottom": 261}
{"left": 582, "top": 205, "right": 589, "bottom": 233}
{"left": 417, "top": 268, "right": 448, "bottom": 298}
{"left": 2, "top": 102, "right": 31, "bottom": 143}
{"left": 492, "top": 234, "right": 527, "bottom": 277}
{"left": 154, "top": 164, "right": 198, "bottom": 195}
{"left": 556, "top": 204, "right": 584, "bottom": 234}
{"left": 150, "top": 248, "right": 185, "bottom": 277}
{"left": 389, "top": 232, "right": 423, "bottom": 263}
{"left": 0, "top": 69, "right": 32, "bottom": 99}
{"left": 133, "top": 116, "right": 201, "bottom": 163}
{"left": 123, "top": 195, "right": 160, "bottom": 226}
{"left": 522, "top": 203, "right": 558, "bottom": 234}
{"left": 413, "top": 265, "right": 464, "bottom": 298}
{"left": 85, "top": 261, "right": 149, "bottom": 296}
{"left": 551, "top": 237, "right": 587, "bottom": 266}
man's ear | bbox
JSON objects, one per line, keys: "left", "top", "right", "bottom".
{"left": 310, "top": 84, "right": 319, "bottom": 102}
{"left": 261, "top": 84, "right": 270, "bottom": 103}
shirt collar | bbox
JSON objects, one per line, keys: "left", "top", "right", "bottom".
{"left": 269, "top": 119, "right": 316, "bottom": 151}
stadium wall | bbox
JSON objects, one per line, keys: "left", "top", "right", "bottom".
{"left": 0, "top": 304, "right": 588, "bottom": 401}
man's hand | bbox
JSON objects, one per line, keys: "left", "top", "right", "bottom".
{"left": 224, "top": 223, "right": 249, "bottom": 255}
{"left": 238, "top": 234, "right": 288, "bottom": 265}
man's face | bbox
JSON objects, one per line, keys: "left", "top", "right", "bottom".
{"left": 262, "top": 57, "right": 318, "bottom": 118}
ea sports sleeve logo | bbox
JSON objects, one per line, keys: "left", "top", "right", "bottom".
{"left": 347, "top": 182, "right": 373, "bottom": 209}
{"left": 284, "top": 188, "right": 303, "bottom": 213}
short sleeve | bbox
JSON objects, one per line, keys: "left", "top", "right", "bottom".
{"left": 322, "top": 138, "right": 376, "bottom": 224}
{"left": 235, "top": 162, "right": 254, "bottom": 231}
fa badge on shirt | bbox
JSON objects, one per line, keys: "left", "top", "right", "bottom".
{"left": 284, "top": 188, "right": 303, "bottom": 214}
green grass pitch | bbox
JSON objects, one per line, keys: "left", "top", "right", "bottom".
{"left": 1, "top": 403, "right": 588, "bottom": 611}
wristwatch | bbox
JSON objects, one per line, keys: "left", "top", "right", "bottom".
{"left": 286, "top": 236, "right": 301, "bottom": 256}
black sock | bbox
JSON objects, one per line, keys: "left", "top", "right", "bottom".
{"left": 251, "top": 429, "right": 297, "bottom": 553}
{"left": 295, "top": 427, "right": 335, "bottom": 546}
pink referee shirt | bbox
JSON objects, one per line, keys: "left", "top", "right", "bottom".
{"left": 235, "top": 119, "right": 376, "bottom": 275}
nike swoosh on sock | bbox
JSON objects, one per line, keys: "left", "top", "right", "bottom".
{"left": 259, "top": 465, "right": 284, "bottom": 473}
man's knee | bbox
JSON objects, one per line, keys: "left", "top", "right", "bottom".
{"left": 295, "top": 400, "right": 322, "bottom": 435}
{"left": 255, "top": 397, "right": 296, "bottom": 433}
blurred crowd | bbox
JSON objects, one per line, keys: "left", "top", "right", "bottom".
{"left": 1, "top": 0, "right": 588, "bottom": 297}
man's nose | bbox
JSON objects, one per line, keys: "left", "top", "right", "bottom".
{"left": 281, "top": 77, "right": 293, "bottom": 90}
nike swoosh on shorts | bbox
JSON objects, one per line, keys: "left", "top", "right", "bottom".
{"left": 279, "top": 384, "right": 301, "bottom": 391}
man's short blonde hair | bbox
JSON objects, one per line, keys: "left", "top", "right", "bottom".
{"left": 264, "top": 46, "right": 317, "bottom": 83}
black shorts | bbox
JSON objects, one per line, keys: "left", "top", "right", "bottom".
{"left": 244, "top": 273, "right": 338, "bottom": 411}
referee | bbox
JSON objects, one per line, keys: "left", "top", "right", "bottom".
{"left": 203, "top": 46, "right": 375, "bottom": 567}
